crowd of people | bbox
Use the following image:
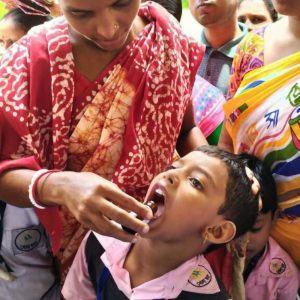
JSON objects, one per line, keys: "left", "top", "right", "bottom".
{"left": 0, "top": 0, "right": 299, "bottom": 299}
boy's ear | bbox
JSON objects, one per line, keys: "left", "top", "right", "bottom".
{"left": 204, "top": 221, "right": 236, "bottom": 244}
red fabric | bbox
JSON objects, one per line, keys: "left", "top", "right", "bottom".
{"left": 205, "top": 247, "right": 233, "bottom": 292}
{"left": 0, "top": 2, "right": 204, "bottom": 271}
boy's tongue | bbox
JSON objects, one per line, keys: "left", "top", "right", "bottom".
{"left": 155, "top": 203, "right": 165, "bottom": 218}
{"left": 145, "top": 187, "right": 166, "bottom": 219}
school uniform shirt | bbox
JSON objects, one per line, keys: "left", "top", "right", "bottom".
{"left": 63, "top": 232, "right": 228, "bottom": 300}
{"left": 0, "top": 204, "right": 60, "bottom": 300}
{"left": 245, "top": 237, "right": 299, "bottom": 300}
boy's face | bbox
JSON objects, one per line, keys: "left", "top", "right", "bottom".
{"left": 143, "top": 151, "right": 229, "bottom": 242}
{"left": 246, "top": 212, "right": 273, "bottom": 261}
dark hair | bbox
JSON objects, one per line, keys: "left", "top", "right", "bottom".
{"left": 145, "top": 0, "right": 182, "bottom": 22}
{"left": 2, "top": 6, "right": 51, "bottom": 33}
{"left": 262, "top": 0, "right": 278, "bottom": 22}
{"left": 238, "top": 153, "right": 278, "bottom": 217}
{"left": 238, "top": 0, "right": 278, "bottom": 22}
{"left": 197, "top": 146, "right": 259, "bottom": 239}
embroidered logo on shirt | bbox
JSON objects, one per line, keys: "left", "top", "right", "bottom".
{"left": 12, "top": 228, "right": 42, "bottom": 254}
{"left": 188, "top": 265, "right": 212, "bottom": 287}
{"left": 269, "top": 257, "right": 286, "bottom": 275}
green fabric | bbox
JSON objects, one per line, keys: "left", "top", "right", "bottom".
{"left": 207, "top": 123, "right": 223, "bottom": 145}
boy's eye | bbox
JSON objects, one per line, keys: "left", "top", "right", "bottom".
{"left": 250, "top": 227, "right": 262, "bottom": 233}
{"left": 188, "top": 177, "right": 203, "bottom": 190}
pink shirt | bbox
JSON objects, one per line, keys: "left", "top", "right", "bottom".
{"left": 245, "top": 237, "right": 299, "bottom": 300}
{"left": 63, "top": 232, "right": 223, "bottom": 300}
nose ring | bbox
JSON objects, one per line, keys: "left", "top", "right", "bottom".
{"left": 114, "top": 24, "right": 119, "bottom": 32}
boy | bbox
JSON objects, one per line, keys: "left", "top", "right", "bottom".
{"left": 62, "top": 146, "right": 261, "bottom": 300}
{"left": 241, "top": 154, "right": 299, "bottom": 300}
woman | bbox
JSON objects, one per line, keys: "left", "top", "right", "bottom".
{"left": 0, "top": 0, "right": 206, "bottom": 284}
{"left": 0, "top": 6, "right": 51, "bottom": 50}
{"left": 2, "top": 0, "right": 60, "bottom": 16}
{"left": 237, "top": 0, "right": 278, "bottom": 31}
{"left": 219, "top": 0, "right": 300, "bottom": 269}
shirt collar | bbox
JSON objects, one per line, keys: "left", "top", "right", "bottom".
{"left": 94, "top": 233, "right": 221, "bottom": 299}
{"left": 200, "top": 22, "right": 248, "bottom": 58}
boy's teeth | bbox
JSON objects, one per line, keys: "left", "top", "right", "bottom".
{"left": 155, "top": 188, "right": 164, "bottom": 196}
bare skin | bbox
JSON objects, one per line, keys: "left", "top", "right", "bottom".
{"left": 189, "top": 0, "right": 242, "bottom": 49}
{"left": 123, "top": 151, "right": 234, "bottom": 287}
{"left": 0, "top": 0, "right": 207, "bottom": 242}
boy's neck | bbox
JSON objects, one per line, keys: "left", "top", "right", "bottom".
{"left": 123, "top": 238, "right": 205, "bottom": 288}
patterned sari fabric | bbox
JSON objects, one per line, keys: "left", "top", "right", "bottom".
{"left": 192, "top": 75, "right": 225, "bottom": 141}
{"left": 0, "top": 2, "right": 204, "bottom": 279}
{"left": 224, "top": 51, "right": 300, "bottom": 268}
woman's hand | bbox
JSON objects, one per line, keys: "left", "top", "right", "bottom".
{"left": 38, "top": 171, "right": 153, "bottom": 242}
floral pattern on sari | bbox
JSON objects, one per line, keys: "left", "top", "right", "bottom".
{"left": 228, "top": 29, "right": 265, "bottom": 100}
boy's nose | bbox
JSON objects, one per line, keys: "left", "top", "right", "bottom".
{"left": 164, "top": 171, "right": 179, "bottom": 185}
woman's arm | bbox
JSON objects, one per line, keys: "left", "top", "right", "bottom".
{"left": 0, "top": 168, "right": 152, "bottom": 242}
{"left": 176, "top": 100, "right": 207, "bottom": 156}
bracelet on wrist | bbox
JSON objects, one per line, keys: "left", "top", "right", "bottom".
{"left": 28, "top": 169, "right": 61, "bottom": 209}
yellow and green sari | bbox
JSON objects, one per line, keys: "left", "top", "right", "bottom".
{"left": 224, "top": 51, "right": 300, "bottom": 268}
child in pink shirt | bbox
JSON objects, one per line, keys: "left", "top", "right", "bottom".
{"left": 241, "top": 154, "right": 299, "bottom": 300}
{"left": 62, "top": 146, "right": 263, "bottom": 300}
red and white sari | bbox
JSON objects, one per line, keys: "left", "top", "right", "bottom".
{"left": 0, "top": 3, "right": 204, "bottom": 278}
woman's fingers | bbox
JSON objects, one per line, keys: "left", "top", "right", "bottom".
{"left": 97, "top": 199, "right": 150, "bottom": 235}
{"left": 85, "top": 216, "right": 137, "bottom": 243}
{"left": 100, "top": 181, "right": 153, "bottom": 220}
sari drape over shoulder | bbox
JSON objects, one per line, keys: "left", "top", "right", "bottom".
{"left": 224, "top": 52, "right": 300, "bottom": 268}
{"left": 0, "top": 2, "right": 204, "bottom": 278}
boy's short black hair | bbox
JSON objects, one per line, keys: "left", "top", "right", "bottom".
{"left": 238, "top": 153, "right": 278, "bottom": 217}
{"left": 197, "top": 146, "right": 259, "bottom": 239}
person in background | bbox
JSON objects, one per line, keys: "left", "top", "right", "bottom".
{"left": 237, "top": 0, "right": 278, "bottom": 31}
{"left": 143, "top": 0, "right": 182, "bottom": 22}
{"left": 219, "top": 0, "right": 300, "bottom": 271}
{"left": 62, "top": 146, "right": 260, "bottom": 300}
{"left": 241, "top": 154, "right": 299, "bottom": 300}
{"left": 1, "top": 0, "right": 60, "bottom": 16}
{"left": 0, "top": 6, "right": 51, "bottom": 50}
{"left": 0, "top": 2, "right": 59, "bottom": 299}
{"left": 189, "top": 0, "right": 247, "bottom": 97}
{"left": 0, "top": 0, "right": 206, "bottom": 286}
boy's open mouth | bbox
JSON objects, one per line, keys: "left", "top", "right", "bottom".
{"left": 146, "top": 185, "right": 166, "bottom": 219}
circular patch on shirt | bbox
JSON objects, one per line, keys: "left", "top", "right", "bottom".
{"left": 188, "top": 265, "right": 212, "bottom": 287}
{"left": 15, "top": 229, "right": 41, "bottom": 252}
{"left": 269, "top": 257, "right": 286, "bottom": 275}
